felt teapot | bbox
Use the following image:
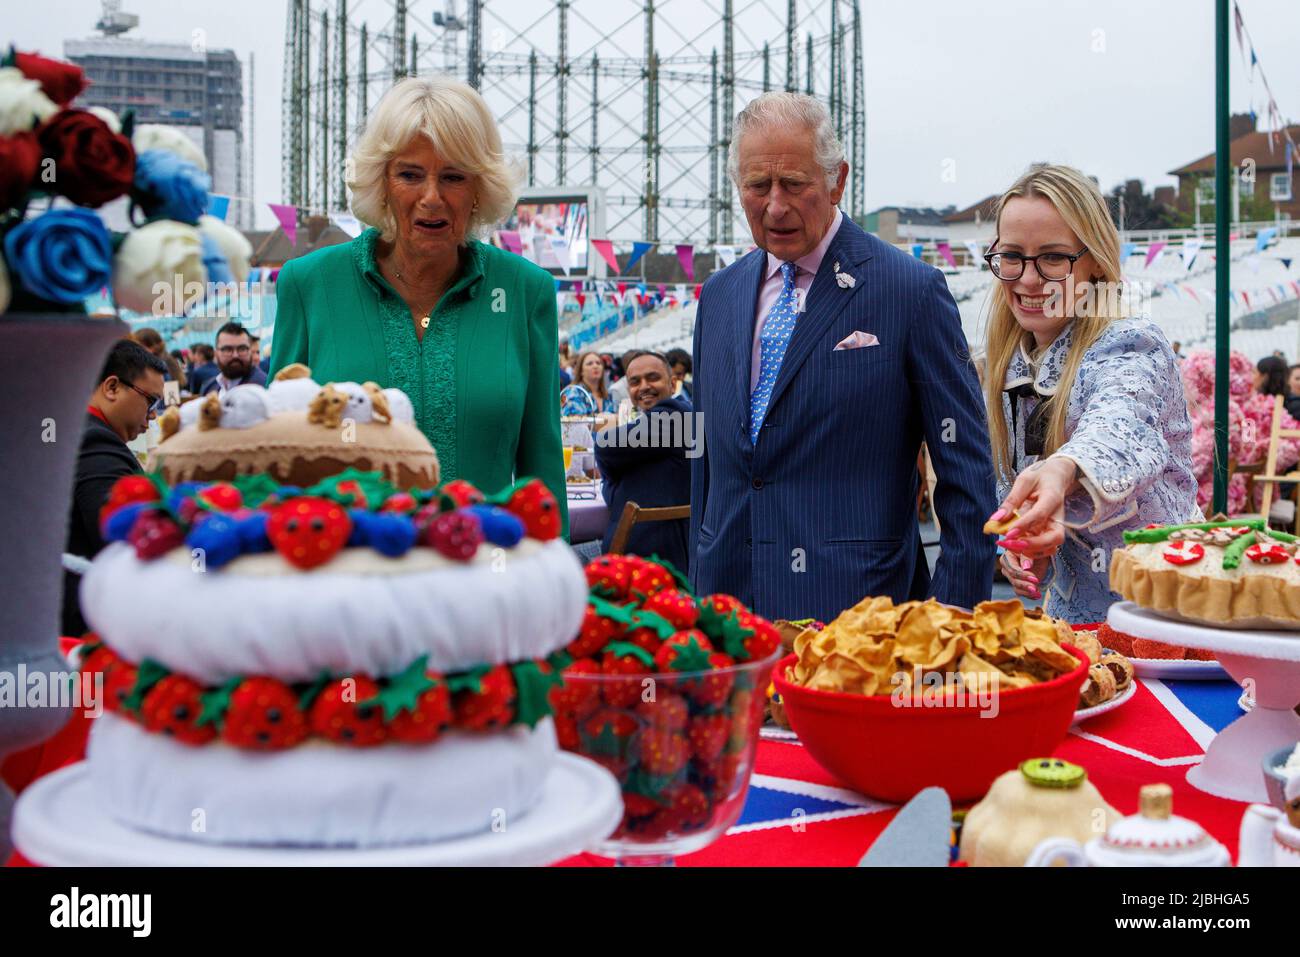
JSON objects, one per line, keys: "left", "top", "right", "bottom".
{"left": 1237, "top": 770, "right": 1300, "bottom": 867}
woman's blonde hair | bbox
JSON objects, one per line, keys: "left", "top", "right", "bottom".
{"left": 983, "top": 163, "right": 1124, "bottom": 482}
{"left": 348, "top": 75, "right": 521, "bottom": 241}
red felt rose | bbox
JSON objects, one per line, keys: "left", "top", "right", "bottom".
{"left": 0, "top": 132, "right": 41, "bottom": 210}
{"left": 14, "top": 51, "right": 88, "bottom": 106}
{"left": 35, "top": 109, "right": 134, "bottom": 208}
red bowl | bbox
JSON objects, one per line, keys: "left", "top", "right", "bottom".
{"left": 771, "top": 643, "right": 1089, "bottom": 803}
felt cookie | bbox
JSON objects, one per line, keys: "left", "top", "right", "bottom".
{"left": 983, "top": 509, "right": 1021, "bottom": 536}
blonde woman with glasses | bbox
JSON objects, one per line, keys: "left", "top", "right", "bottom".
{"left": 983, "top": 164, "right": 1199, "bottom": 623}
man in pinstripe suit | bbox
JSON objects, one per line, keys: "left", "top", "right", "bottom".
{"left": 690, "top": 92, "right": 997, "bottom": 623}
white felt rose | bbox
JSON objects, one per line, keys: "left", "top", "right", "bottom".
{"left": 112, "top": 220, "right": 207, "bottom": 314}
{"left": 131, "top": 124, "right": 207, "bottom": 170}
{"left": 0, "top": 66, "right": 58, "bottom": 135}
{"left": 87, "top": 105, "right": 122, "bottom": 134}
{"left": 197, "top": 214, "right": 252, "bottom": 283}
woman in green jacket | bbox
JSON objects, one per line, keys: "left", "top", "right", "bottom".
{"left": 270, "top": 75, "right": 567, "bottom": 535}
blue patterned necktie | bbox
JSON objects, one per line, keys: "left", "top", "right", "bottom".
{"left": 749, "top": 261, "right": 799, "bottom": 444}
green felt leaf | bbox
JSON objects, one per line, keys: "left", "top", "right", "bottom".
{"left": 121, "top": 658, "right": 170, "bottom": 713}
{"left": 604, "top": 641, "right": 655, "bottom": 668}
{"left": 546, "top": 649, "right": 574, "bottom": 672}
{"left": 196, "top": 677, "right": 242, "bottom": 729}
{"left": 695, "top": 600, "right": 730, "bottom": 638}
{"left": 364, "top": 655, "right": 437, "bottom": 721}
{"left": 297, "top": 670, "right": 333, "bottom": 711}
{"left": 623, "top": 767, "right": 675, "bottom": 802}
{"left": 629, "top": 607, "right": 676, "bottom": 640}
{"left": 446, "top": 664, "right": 492, "bottom": 695}
{"left": 510, "top": 660, "right": 562, "bottom": 729}
{"left": 646, "top": 554, "right": 694, "bottom": 594}
{"left": 588, "top": 593, "right": 638, "bottom": 625}
{"left": 304, "top": 468, "right": 396, "bottom": 509}
{"left": 230, "top": 473, "right": 283, "bottom": 509}
{"left": 665, "top": 634, "right": 712, "bottom": 672}
{"left": 718, "top": 611, "right": 757, "bottom": 660}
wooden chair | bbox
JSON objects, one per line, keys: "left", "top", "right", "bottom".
{"left": 1248, "top": 395, "right": 1300, "bottom": 531}
{"left": 609, "top": 501, "right": 691, "bottom": 555}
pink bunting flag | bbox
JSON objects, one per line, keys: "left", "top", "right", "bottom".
{"left": 935, "top": 242, "right": 957, "bottom": 269}
{"left": 694, "top": 284, "right": 702, "bottom": 300}
{"left": 499, "top": 230, "right": 523, "bottom": 255}
{"left": 1242, "top": 291, "right": 1250, "bottom": 308}
{"left": 575, "top": 292, "right": 586, "bottom": 309}
{"left": 591, "top": 239, "right": 620, "bottom": 274}
{"left": 617, "top": 282, "right": 627, "bottom": 297}
{"left": 1144, "top": 241, "right": 1166, "bottom": 268}
{"left": 675, "top": 244, "right": 695, "bottom": 281}
{"left": 269, "top": 204, "right": 299, "bottom": 247}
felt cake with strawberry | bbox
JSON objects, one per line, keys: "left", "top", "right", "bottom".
{"left": 77, "top": 389, "right": 588, "bottom": 848}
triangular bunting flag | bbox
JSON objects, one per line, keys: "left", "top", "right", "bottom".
{"left": 331, "top": 213, "right": 363, "bottom": 238}
{"left": 1180, "top": 239, "right": 1201, "bottom": 271}
{"left": 675, "top": 244, "right": 695, "bottom": 281}
{"left": 718, "top": 245, "right": 737, "bottom": 268}
{"left": 269, "top": 203, "right": 299, "bottom": 247}
{"left": 935, "top": 242, "right": 956, "bottom": 269}
{"left": 1144, "top": 241, "right": 1166, "bottom": 268}
{"left": 206, "top": 195, "right": 230, "bottom": 221}
{"left": 624, "top": 241, "right": 653, "bottom": 272}
{"left": 591, "top": 239, "right": 620, "bottom": 274}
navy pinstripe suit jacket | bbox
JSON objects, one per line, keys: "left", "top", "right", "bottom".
{"left": 689, "top": 215, "right": 997, "bottom": 623}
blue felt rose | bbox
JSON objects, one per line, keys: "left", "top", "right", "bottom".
{"left": 2, "top": 207, "right": 113, "bottom": 304}
{"left": 133, "top": 148, "right": 210, "bottom": 224}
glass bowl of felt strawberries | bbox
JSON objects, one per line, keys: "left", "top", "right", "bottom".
{"left": 548, "top": 554, "right": 783, "bottom": 865}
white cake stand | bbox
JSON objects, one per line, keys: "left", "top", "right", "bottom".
{"left": 1108, "top": 601, "right": 1300, "bottom": 803}
{"left": 12, "top": 753, "right": 622, "bottom": 867}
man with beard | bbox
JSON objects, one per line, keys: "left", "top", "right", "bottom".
{"left": 202, "top": 321, "right": 268, "bottom": 396}
{"left": 594, "top": 351, "right": 695, "bottom": 569}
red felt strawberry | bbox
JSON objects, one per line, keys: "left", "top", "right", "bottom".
{"left": 696, "top": 593, "right": 747, "bottom": 640}
{"left": 654, "top": 782, "right": 712, "bottom": 833}
{"left": 78, "top": 640, "right": 118, "bottom": 679}
{"left": 196, "top": 482, "right": 242, "bottom": 513}
{"left": 128, "top": 509, "right": 186, "bottom": 560}
{"left": 584, "top": 554, "right": 636, "bottom": 599}
{"left": 308, "top": 676, "right": 388, "bottom": 746}
{"left": 637, "top": 726, "right": 689, "bottom": 777}
{"left": 694, "top": 751, "right": 746, "bottom": 802}
{"left": 380, "top": 492, "right": 419, "bottom": 514}
{"left": 102, "top": 475, "right": 161, "bottom": 517}
{"left": 600, "top": 642, "right": 655, "bottom": 707}
{"left": 686, "top": 711, "right": 730, "bottom": 762}
{"left": 727, "top": 687, "right": 758, "bottom": 750}
{"left": 221, "top": 677, "right": 309, "bottom": 750}
{"left": 688, "top": 651, "right": 737, "bottom": 708}
{"left": 440, "top": 479, "right": 486, "bottom": 509}
{"left": 716, "top": 609, "right": 782, "bottom": 662}
{"left": 581, "top": 708, "right": 638, "bottom": 762}
{"left": 549, "top": 657, "right": 603, "bottom": 721}
{"left": 139, "top": 674, "right": 217, "bottom": 745}
{"left": 449, "top": 664, "right": 517, "bottom": 730}
{"left": 267, "top": 497, "right": 352, "bottom": 570}
{"left": 623, "top": 608, "right": 676, "bottom": 658}
{"left": 641, "top": 589, "right": 700, "bottom": 630}
{"left": 423, "top": 510, "right": 484, "bottom": 561}
{"left": 101, "top": 658, "right": 139, "bottom": 714}
{"left": 636, "top": 691, "right": 689, "bottom": 731}
{"left": 333, "top": 479, "right": 368, "bottom": 508}
{"left": 568, "top": 595, "right": 636, "bottom": 658}
{"left": 652, "top": 629, "right": 714, "bottom": 673}
{"left": 554, "top": 711, "right": 580, "bottom": 750}
{"left": 623, "top": 792, "right": 663, "bottom": 819}
{"left": 383, "top": 675, "right": 452, "bottom": 744}
{"left": 502, "top": 478, "right": 560, "bottom": 541}
{"left": 626, "top": 561, "right": 674, "bottom": 600}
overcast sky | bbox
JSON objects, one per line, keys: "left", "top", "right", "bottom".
{"left": 11, "top": 0, "right": 1299, "bottom": 234}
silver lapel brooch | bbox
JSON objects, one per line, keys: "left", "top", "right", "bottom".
{"left": 833, "top": 260, "right": 855, "bottom": 288}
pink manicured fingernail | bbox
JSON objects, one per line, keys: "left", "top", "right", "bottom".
{"left": 1028, "top": 588, "right": 1040, "bottom": 599}
{"left": 1003, "top": 527, "right": 1024, "bottom": 540}
{"left": 1020, "top": 557, "right": 1032, "bottom": 570}
{"left": 990, "top": 508, "right": 1007, "bottom": 522}
{"left": 1025, "top": 575, "right": 1039, "bottom": 584}
{"left": 999, "top": 540, "right": 1027, "bottom": 552}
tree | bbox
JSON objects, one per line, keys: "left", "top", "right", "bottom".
{"left": 1107, "top": 179, "right": 1181, "bottom": 231}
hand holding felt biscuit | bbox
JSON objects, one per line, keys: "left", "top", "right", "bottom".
{"left": 992, "top": 456, "right": 1077, "bottom": 559}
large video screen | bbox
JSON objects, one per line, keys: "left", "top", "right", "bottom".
{"left": 500, "top": 197, "right": 588, "bottom": 273}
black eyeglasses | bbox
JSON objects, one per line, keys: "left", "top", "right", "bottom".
{"left": 985, "top": 246, "right": 1088, "bottom": 282}
{"left": 122, "top": 379, "right": 164, "bottom": 415}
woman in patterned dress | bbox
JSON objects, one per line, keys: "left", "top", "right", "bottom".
{"left": 981, "top": 164, "right": 1200, "bottom": 623}
{"left": 560, "top": 350, "right": 617, "bottom": 428}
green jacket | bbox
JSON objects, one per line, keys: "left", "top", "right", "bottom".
{"left": 269, "top": 228, "right": 568, "bottom": 537}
